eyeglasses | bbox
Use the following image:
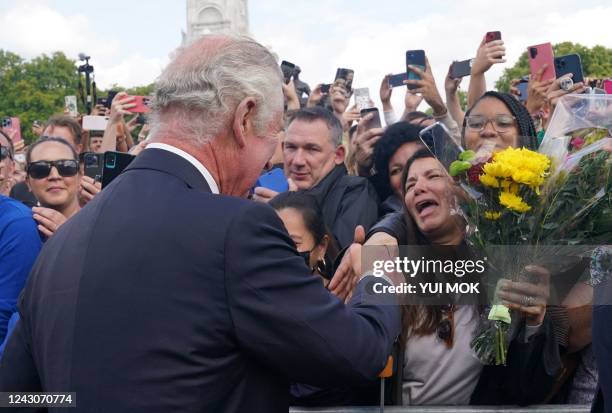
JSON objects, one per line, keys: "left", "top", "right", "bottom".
{"left": 27, "top": 159, "right": 78, "bottom": 179}
{"left": 437, "top": 304, "right": 456, "bottom": 348}
{"left": 0, "top": 145, "right": 11, "bottom": 161}
{"left": 465, "top": 114, "right": 516, "bottom": 132}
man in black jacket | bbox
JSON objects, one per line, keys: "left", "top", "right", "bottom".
{"left": 0, "top": 35, "right": 400, "bottom": 413}
{"left": 255, "top": 107, "right": 379, "bottom": 249}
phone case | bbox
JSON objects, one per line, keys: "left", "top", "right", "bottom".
{"left": 604, "top": 80, "right": 612, "bottom": 94}
{"left": 280, "top": 60, "right": 295, "bottom": 83}
{"left": 485, "top": 31, "right": 501, "bottom": 43}
{"left": 354, "top": 88, "right": 370, "bottom": 111}
{"left": 255, "top": 168, "right": 288, "bottom": 193}
{"left": 450, "top": 59, "right": 472, "bottom": 79}
{"left": 83, "top": 152, "right": 103, "bottom": 181}
{"left": 516, "top": 82, "right": 529, "bottom": 102}
{"left": 102, "top": 151, "right": 135, "bottom": 188}
{"left": 388, "top": 73, "right": 408, "bottom": 88}
{"left": 334, "top": 68, "right": 354, "bottom": 92}
{"left": 360, "top": 108, "right": 381, "bottom": 130}
{"left": 554, "top": 54, "right": 584, "bottom": 84}
{"left": 128, "top": 96, "right": 152, "bottom": 114}
{"left": 3, "top": 117, "right": 22, "bottom": 143}
{"left": 406, "top": 50, "right": 426, "bottom": 90}
{"left": 527, "top": 43, "right": 555, "bottom": 82}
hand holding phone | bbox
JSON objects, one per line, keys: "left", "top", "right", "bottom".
{"left": 450, "top": 59, "right": 472, "bottom": 79}
{"left": 527, "top": 43, "right": 555, "bottom": 82}
{"left": 359, "top": 107, "right": 382, "bottom": 130}
{"left": 280, "top": 60, "right": 296, "bottom": 84}
{"left": 485, "top": 31, "right": 501, "bottom": 43}
{"left": 472, "top": 36, "right": 506, "bottom": 76}
{"left": 405, "top": 50, "right": 426, "bottom": 90}
{"left": 388, "top": 73, "right": 408, "bottom": 88}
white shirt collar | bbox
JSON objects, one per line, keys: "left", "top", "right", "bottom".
{"left": 146, "top": 143, "right": 220, "bottom": 194}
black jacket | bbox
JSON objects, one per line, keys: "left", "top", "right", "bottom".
{"left": 0, "top": 148, "right": 400, "bottom": 413}
{"left": 306, "top": 165, "right": 379, "bottom": 249}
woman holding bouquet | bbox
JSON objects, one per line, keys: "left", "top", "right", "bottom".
{"left": 387, "top": 148, "right": 560, "bottom": 406}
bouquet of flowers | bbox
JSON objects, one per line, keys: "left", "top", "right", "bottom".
{"left": 429, "top": 94, "right": 611, "bottom": 365}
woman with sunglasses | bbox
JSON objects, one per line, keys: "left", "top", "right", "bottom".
{"left": 26, "top": 137, "right": 81, "bottom": 238}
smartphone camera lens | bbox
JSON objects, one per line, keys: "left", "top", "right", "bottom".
{"left": 529, "top": 48, "right": 537, "bottom": 59}
{"left": 105, "top": 154, "right": 116, "bottom": 169}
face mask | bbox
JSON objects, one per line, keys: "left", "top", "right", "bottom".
{"left": 298, "top": 250, "right": 311, "bottom": 270}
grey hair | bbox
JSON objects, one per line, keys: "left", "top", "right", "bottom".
{"left": 148, "top": 35, "right": 283, "bottom": 146}
{"left": 288, "top": 107, "right": 343, "bottom": 147}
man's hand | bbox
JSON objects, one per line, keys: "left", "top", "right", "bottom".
{"left": 353, "top": 114, "right": 385, "bottom": 176}
{"left": 444, "top": 64, "right": 462, "bottom": 96}
{"left": 32, "top": 206, "right": 67, "bottom": 238}
{"left": 471, "top": 37, "right": 506, "bottom": 76}
{"left": 282, "top": 79, "right": 301, "bottom": 111}
{"left": 404, "top": 90, "right": 424, "bottom": 113}
{"left": 545, "top": 74, "right": 586, "bottom": 111}
{"left": 79, "top": 175, "right": 101, "bottom": 207}
{"left": 252, "top": 187, "right": 279, "bottom": 203}
{"left": 328, "top": 225, "right": 366, "bottom": 302}
{"left": 341, "top": 104, "right": 361, "bottom": 130}
{"left": 109, "top": 92, "right": 136, "bottom": 124}
{"left": 497, "top": 265, "right": 551, "bottom": 326}
{"left": 525, "top": 65, "right": 555, "bottom": 114}
{"left": 125, "top": 115, "right": 140, "bottom": 134}
{"left": 405, "top": 58, "right": 446, "bottom": 116}
{"left": 307, "top": 84, "right": 327, "bottom": 108}
{"left": 380, "top": 74, "right": 393, "bottom": 112}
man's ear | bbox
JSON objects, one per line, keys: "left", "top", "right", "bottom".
{"left": 333, "top": 144, "right": 346, "bottom": 165}
{"left": 232, "top": 97, "right": 257, "bottom": 149}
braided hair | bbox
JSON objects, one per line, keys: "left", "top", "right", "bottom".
{"left": 462, "top": 91, "right": 538, "bottom": 150}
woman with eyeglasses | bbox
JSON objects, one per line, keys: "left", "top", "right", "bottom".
{"left": 26, "top": 137, "right": 81, "bottom": 238}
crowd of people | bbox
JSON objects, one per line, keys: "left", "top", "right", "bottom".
{"left": 0, "top": 31, "right": 610, "bottom": 413}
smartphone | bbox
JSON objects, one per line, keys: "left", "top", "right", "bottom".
{"left": 418, "top": 122, "right": 462, "bottom": 170}
{"left": 83, "top": 152, "right": 103, "bottom": 182}
{"left": 82, "top": 115, "right": 109, "bottom": 131}
{"left": 406, "top": 50, "right": 426, "bottom": 90}
{"left": 101, "top": 151, "right": 136, "bottom": 188}
{"left": 106, "top": 91, "right": 119, "bottom": 109}
{"left": 604, "top": 79, "right": 612, "bottom": 94}
{"left": 354, "top": 88, "right": 371, "bottom": 111}
{"left": 64, "top": 95, "right": 78, "bottom": 117}
{"left": 516, "top": 80, "right": 529, "bottom": 103}
{"left": 127, "top": 96, "right": 152, "bottom": 114}
{"left": 96, "top": 97, "right": 108, "bottom": 107}
{"left": 136, "top": 114, "right": 146, "bottom": 125}
{"left": 485, "top": 31, "right": 501, "bottom": 43}
{"left": 360, "top": 107, "right": 381, "bottom": 130}
{"left": 334, "top": 68, "right": 354, "bottom": 93}
{"left": 280, "top": 60, "right": 296, "bottom": 84}
{"left": 554, "top": 54, "right": 585, "bottom": 84}
{"left": 320, "top": 84, "right": 331, "bottom": 94}
{"left": 527, "top": 43, "right": 555, "bottom": 82}
{"left": 255, "top": 168, "right": 288, "bottom": 193}
{"left": 450, "top": 59, "right": 472, "bottom": 79}
{"left": 1, "top": 117, "right": 22, "bottom": 142}
{"left": 388, "top": 73, "right": 408, "bottom": 88}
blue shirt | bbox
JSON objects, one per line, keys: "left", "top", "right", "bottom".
{"left": 0, "top": 194, "right": 41, "bottom": 344}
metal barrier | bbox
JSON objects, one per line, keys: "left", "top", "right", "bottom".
{"left": 290, "top": 405, "right": 590, "bottom": 413}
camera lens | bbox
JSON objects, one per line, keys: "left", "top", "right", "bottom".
{"left": 529, "top": 48, "right": 537, "bottom": 58}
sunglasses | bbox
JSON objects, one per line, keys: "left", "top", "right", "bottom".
{"left": 0, "top": 145, "right": 11, "bottom": 161}
{"left": 27, "top": 159, "right": 78, "bottom": 179}
{"left": 437, "top": 304, "right": 456, "bottom": 348}
{"left": 465, "top": 114, "right": 516, "bottom": 132}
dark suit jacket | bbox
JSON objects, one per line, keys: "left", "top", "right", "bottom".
{"left": 0, "top": 148, "right": 399, "bottom": 413}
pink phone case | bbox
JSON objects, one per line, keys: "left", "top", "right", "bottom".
{"left": 604, "top": 79, "right": 612, "bottom": 94}
{"left": 527, "top": 43, "right": 555, "bottom": 82}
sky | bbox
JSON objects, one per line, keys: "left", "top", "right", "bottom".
{"left": 0, "top": 0, "right": 611, "bottom": 111}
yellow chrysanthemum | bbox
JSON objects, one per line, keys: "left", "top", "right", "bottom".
{"left": 484, "top": 211, "right": 502, "bottom": 220}
{"left": 479, "top": 173, "right": 500, "bottom": 188}
{"left": 499, "top": 191, "right": 531, "bottom": 213}
{"left": 482, "top": 162, "right": 513, "bottom": 179}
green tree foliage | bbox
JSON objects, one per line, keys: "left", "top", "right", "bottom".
{"left": 0, "top": 51, "right": 80, "bottom": 144}
{"left": 0, "top": 50, "right": 156, "bottom": 145}
{"left": 495, "top": 42, "right": 612, "bottom": 92}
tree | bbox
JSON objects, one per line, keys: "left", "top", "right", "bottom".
{"left": 495, "top": 42, "right": 612, "bottom": 92}
{"left": 0, "top": 51, "right": 80, "bottom": 144}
